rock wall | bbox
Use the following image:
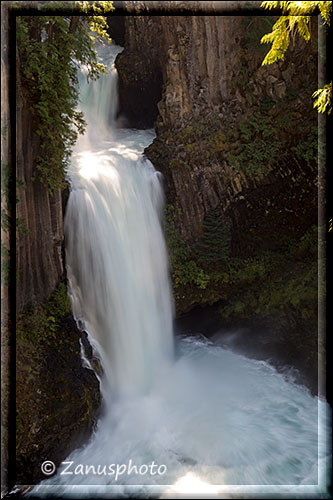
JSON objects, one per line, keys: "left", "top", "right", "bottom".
{"left": 16, "top": 311, "right": 101, "bottom": 484}
{"left": 14, "top": 87, "right": 101, "bottom": 493}
{"left": 115, "top": 4, "right": 320, "bottom": 391}
{"left": 115, "top": 15, "right": 165, "bottom": 128}
{"left": 117, "top": 6, "right": 318, "bottom": 249}
{"left": 0, "top": 4, "right": 102, "bottom": 492}
{"left": 16, "top": 67, "right": 65, "bottom": 313}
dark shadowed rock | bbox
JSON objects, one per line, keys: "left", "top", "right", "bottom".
{"left": 16, "top": 314, "right": 101, "bottom": 485}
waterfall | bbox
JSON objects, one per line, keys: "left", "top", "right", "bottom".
{"left": 30, "top": 43, "right": 331, "bottom": 499}
{"left": 65, "top": 44, "right": 174, "bottom": 397}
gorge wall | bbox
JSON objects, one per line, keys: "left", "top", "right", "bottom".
{"left": 16, "top": 65, "right": 65, "bottom": 313}
{"left": 14, "top": 50, "right": 101, "bottom": 491}
{"left": 117, "top": 5, "right": 318, "bottom": 249}
{"left": 1, "top": 5, "right": 102, "bottom": 490}
{"left": 115, "top": 3, "right": 321, "bottom": 392}
{"left": 14, "top": 56, "right": 101, "bottom": 490}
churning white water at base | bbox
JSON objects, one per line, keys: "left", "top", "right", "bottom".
{"left": 29, "top": 44, "right": 331, "bottom": 499}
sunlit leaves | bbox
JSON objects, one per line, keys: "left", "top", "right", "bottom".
{"left": 261, "top": 1, "right": 332, "bottom": 65}
{"left": 76, "top": 0, "right": 115, "bottom": 43}
{"left": 296, "top": 15, "right": 311, "bottom": 40}
{"left": 260, "top": 1, "right": 332, "bottom": 114}
{"left": 318, "top": 0, "right": 332, "bottom": 23}
{"left": 261, "top": 1, "right": 279, "bottom": 9}
{"left": 312, "top": 82, "right": 332, "bottom": 114}
{"left": 261, "top": 0, "right": 331, "bottom": 19}
{"left": 261, "top": 17, "right": 290, "bottom": 64}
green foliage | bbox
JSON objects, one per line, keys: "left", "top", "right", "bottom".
{"left": 261, "top": 0, "right": 331, "bottom": 64}
{"left": 227, "top": 98, "right": 318, "bottom": 179}
{"left": 1, "top": 242, "right": 10, "bottom": 285}
{"left": 77, "top": 1, "right": 114, "bottom": 41}
{"left": 2, "top": 132, "right": 30, "bottom": 285}
{"left": 1, "top": 126, "right": 11, "bottom": 285}
{"left": 44, "top": 282, "right": 71, "bottom": 319}
{"left": 36, "top": 1, "right": 115, "bottom": 39}
{"left": 228, "top": 111, "right": 277, "bottom": 180}
{"left": 166, "top": 200, "right": 320, "bottom": 324}
{"left": 16, "top": 2, "right": 114, "bottom": 192}
{"left": 261, "top": 1, "right": 332, "bottom": 22}
{"left": 196, "top": 209, "right": 231, "bottom": 263}
{"left": 242, "top": 16, "right": 276, "bottom": 56}
{"left": 291, "top": 126, "right": 318, "bottom": 167}
{"left": 165, "top": 205, "right": 210, "bottom": 300}
{"left": 260, "top": 0, "right": 332, "bottom": 114}
{"left": 220, "top": 225, "right": 320, "bottom": 322}
{"left": 17, "top": 282, "right": 71, "bottom": 345}
{"left": 173, "top": 260, "right": 210, "bottom": 291}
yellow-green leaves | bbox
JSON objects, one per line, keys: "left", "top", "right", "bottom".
{"left": 260, "top": 1, "right": 332, "bottom": 65}
{"left": 260, "top": 1, "right": 332, "bottom": 114}
{"left": 79, "top": 0, "right": 115, "bottom": 14}
{"left": 312, "top": 82, "right": 332, "bottom": 114}
{"left": 318, "top": 0, "right": 332, "bottom": 23}
{"left": 75, "top": 1, "right": 115, "bottom": 45}
{"left": 261, "top": 17, "right": 290, "bottom": 64}
{"left": 261, "top": 0, "right": 331, "bottom": 19}
{"left": 261, "top": 1, "right": 279, "bottom": 9}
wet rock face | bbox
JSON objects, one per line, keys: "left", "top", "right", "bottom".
{"left": 115, "top": 16, "right": 164, "bottom": 128}
{"left": 16, "top": 314, "right": 101, "bottom": 485}
{"left": 117, "top": 12, "right": 318, "bottom": 250}
{"left": 107, "top": 14, "right": 125, "bottom": 46}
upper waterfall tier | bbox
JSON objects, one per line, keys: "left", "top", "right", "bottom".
{"left": 65, "top": 43, "right": 174, "bottom": 396}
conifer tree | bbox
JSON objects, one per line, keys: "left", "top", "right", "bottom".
{"left": 196, "top": 209, "right": 231, "bottom": 263}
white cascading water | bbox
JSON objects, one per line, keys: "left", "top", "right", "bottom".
{"left": 65, "top": 44, "right": 174, "bottom": 397}
{"left": 65, "top": 46, "right": 173, "bottom": 401}
{"left": 30, "top": 44, "right": 331, "bottom": 499}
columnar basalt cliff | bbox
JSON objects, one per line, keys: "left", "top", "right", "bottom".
{"left": 16, "top": 68, "right": 65, "bottom": 313}
{"left": 0, "top": 6, "right": 102, "bottom": 490}
{"left": 14, "top": 73, "right": 102, "bottom": 491}
{"left": 117, "top": 8, "right": 318, "bottom": 246}
{"left": 115, "top": 4, "right": 321, "bottom": 392}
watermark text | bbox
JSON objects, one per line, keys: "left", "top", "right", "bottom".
{"left": 41, "top": 459, "right": 167, "bottom": 481}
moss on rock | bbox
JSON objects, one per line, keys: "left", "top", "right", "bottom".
{"left": 16, "top": 283, "right": 101, "bottom": 484}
